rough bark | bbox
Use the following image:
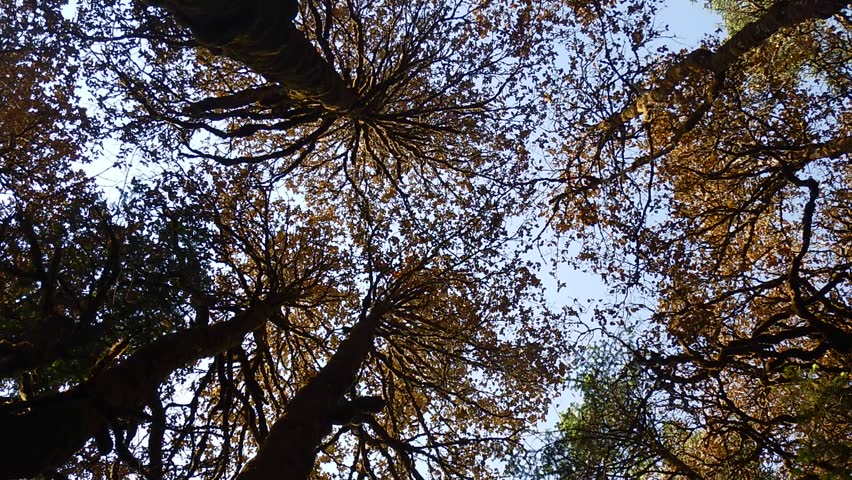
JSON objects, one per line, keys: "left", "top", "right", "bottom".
{"left": 236, "top": 304, "right": 387, "bottom": 480}
{"left": 607, "top": 0, "right": 849, "bottom": 128}
{"left": 148, "top": 0, "right": 357, "bottom": 112}
{"left": 0, "top": 300, "right": 277, "bottom": 479}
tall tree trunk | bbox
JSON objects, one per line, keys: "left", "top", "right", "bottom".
{"left": 608, "top": 0, "right": 849, "bottom": 128}
{"left": 0, "top": 300, "right": 277, "bottom": 479}
{"left": 236, "top": 304, "right": 387, "bottom": 480}
{"left": 148, "top": 0, "right": 357, "bottom": 112}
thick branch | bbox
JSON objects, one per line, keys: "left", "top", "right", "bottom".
{"left": 606, "top": 0, "right": 848, "bottom": 128}
{"left": 0, "top": 300, "right": 278, "bottom": 479}
{"left": 147, "top": 0, "right": 357, "bottom": 112}
{"left": 237, "top": 302, "right": 388, "bottom": 480}
{"left": 183, "top": 85, "right": 293, "bottom": 115}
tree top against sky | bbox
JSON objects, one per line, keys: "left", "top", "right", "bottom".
{"left": 1, "top": 0, "right": 849, "bottom": 478}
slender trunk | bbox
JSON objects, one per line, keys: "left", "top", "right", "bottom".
{"left": 0, "top": 301, "right": 276, "bottom": 479}
{"left": 608, "top": 0, "right": 848, "bottom": 128}
{"left": 148, "top": 0, "right": 357, "bottom": 112}
{"left": 707, "top": 0, "right": 847, "bottom": 72}
{"left": 236, "top": 305, "right": 386, "bottom": 480}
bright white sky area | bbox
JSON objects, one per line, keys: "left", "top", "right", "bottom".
{"left": 538, "top": 0, "right": 724, "bottom": 428}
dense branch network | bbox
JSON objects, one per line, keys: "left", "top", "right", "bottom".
{"left": 538, "top": 0, "right": 851, "bottom": 476}
{"left": 3, "top": 0, "right": 850, "bottom": 478}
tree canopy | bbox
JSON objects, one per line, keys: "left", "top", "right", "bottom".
{"left": 1, "top": 0, "right": 850, "bottom": 479}
{"left": 533, "top": 0, "right": 851, "bottom": 477}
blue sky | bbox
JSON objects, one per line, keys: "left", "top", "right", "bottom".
{"left": 539, "top": 0, "right": 725, "bottom": 427}
{"left": 659, "top": 1, "right": 724, "bottom": 44}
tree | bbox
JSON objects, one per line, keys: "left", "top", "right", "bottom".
{"left": 2, "top": 155, "right": 564, "bottom": 479}
{"left": 702, "top": 0, "right": 852, "bottom": 89}
{"left": 6, "top": 0, "right": 850, "bottom": 478}
{"left": 71, "top": 0, "right": 545, "bottom": 186}
{"left": 522, "top": 338, "right": 786, "bottom": 480}
{"left": 511, "top": 342, "right": 677, "bottom": 480}
{"left": 0, "top": 162, "right": 343, "bottom": 478}
{"left": 146, "top": 0, "right": 356, "bottom": 111}
{"left": 1, "top": 1, "right": 569, "bottom": 478}
{"left": 537, "top": 0, "right": 851, "bottom": 477}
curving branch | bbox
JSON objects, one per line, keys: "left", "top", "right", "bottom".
{"left": 0, "top": 298, "right": 284, "bottom": 479}
{"left": 603, "top": 0, "right": 849, "bottom": 131}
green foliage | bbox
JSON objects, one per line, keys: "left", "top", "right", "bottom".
{"left": 702, "top": 0, "right": 852, "bottom": 89}
{"left": 704, "top": 0, "right": 769, "bottom": 32}
{"left": 781, "top": 367, "right": 852, "bottom": 479}
{"left": 541, "top": 350, "right": 658, "bottom": 479}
